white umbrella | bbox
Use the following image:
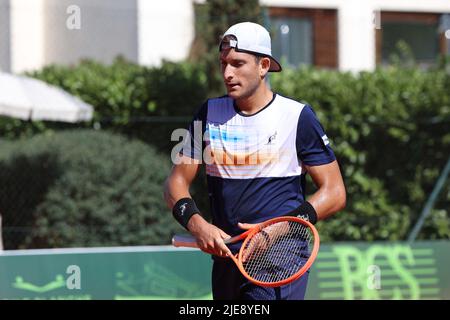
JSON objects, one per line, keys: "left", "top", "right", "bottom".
{"left": 0, "top": 72, "right": 93, "bottom": 123}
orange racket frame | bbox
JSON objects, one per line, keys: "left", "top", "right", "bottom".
{"left": 172, "top": 216, "right": 320, "bottom": 287}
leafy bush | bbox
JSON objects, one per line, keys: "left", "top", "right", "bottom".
{"left": 1, "top": 57, "right": 448, "bottom": 243}
{"left": 29, "top": 57, "right": 208, "bottom": 119}
{"left": 271, "top": 65, "right": 450, "bottom": 241}
{"left": 0, "top": 57, "right": 209, "bottom": 153}
{"left": 0, "top": 129, "right": 182, "bottom": 249}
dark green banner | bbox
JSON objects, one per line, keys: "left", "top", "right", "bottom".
{"left": 0, "top": 241, "right": 449, "bottom": 300}
{"left": 0, "top": 247, "right": 212, "bottom": 300}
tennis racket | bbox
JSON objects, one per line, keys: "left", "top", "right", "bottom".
{"left": 172, "top": 216, "right": 319, "bottom": 288}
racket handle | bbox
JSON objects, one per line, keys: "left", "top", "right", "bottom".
{"left": 172, "top": 234, "right": 199, "bottom": 248}
{"left": 224, "top": 234, "right": 241, "bottom": 244}
{"left": 224, "top": 229, "right": 251, "bottom": 244}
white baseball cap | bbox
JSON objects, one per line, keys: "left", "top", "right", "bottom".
{"left": 219, "top": 22, "right": 282, "bottom": 72}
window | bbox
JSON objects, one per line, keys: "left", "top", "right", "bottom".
{"left": 441, "top": 14, "right": 450, "bottom": 55}
{"left": 382, "top": 21, "right": 439, "bottom": 63}
{"left": 377, "top": 12, "right": 447, "bottom": 66}
{"left": 268, "top": 8, "right": 338, "bottom": 69}
{"left": 270, "top": 17, "right": 313, "bottom": 67}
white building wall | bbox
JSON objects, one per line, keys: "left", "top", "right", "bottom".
{"left": 9, "top": 0, "right": 45, "bottom": 73}
{"left": 374, "top": 0, "right": 450, "bottom": 13}
{"left": 337, "top": 0, "right": 377, "bottom": 72}
{"left": 138, "top": 0, "right": 195, "bottom": 67}
{"left": 2, "top": 0, "right": 450, "bottom": 73}
{"left": 43, "top": 0, "right": 138, "bottom": 68}
{"left": 4, "top": 0, "right": 195, "bottom": 73}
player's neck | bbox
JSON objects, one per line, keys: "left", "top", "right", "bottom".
{"left": 235, "top": 84, "right": 273, "bottom": 116}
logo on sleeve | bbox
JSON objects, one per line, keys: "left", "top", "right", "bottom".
{"left": 322, "top": 135, "right": 330, "bottom": 146}
{"left": 297, "top": 213, "right": 310, "bottom": 222}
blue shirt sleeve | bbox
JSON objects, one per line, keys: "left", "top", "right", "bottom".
{"left": 180, "top": 101, "right": 208, "bottom": 160}
{"left": 296, "top": 105, "right": 336, "bottom": 166}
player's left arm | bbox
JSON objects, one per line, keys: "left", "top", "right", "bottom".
{"left": 304, "top": 160, "right": 346, "bottom": 221}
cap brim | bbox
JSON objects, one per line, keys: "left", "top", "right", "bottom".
{"left": 220, "top": 43, "right": 283, "bottom": 72}
{"left": 269, "top": 57, "right": 282, "bottom": 72}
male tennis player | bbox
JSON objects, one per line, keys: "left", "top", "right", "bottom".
{"left": 164, "top": 22, "right": 346, "bottom": 300}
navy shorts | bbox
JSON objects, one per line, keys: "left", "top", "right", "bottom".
{"left": 212, "top": 257, "right": 309, "bottom": 300}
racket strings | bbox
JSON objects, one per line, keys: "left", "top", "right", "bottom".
{"left": 241, "top": 221, "right": 313, "bottom": 284}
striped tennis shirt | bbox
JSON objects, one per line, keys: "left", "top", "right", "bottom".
{"left": 181, "top": 93, "right": 335, "bottom": 251}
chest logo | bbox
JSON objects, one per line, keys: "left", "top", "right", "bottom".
{"left": 266, "top": 131, "right": 277, "bottom": 145}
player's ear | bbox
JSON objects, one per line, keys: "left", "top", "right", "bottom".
{"left": 259, "top": 57, "right": 270, "bottom": 78}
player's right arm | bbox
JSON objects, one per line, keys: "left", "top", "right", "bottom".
{"left": 164, "top": 154, "right": 231, "bottom": 257}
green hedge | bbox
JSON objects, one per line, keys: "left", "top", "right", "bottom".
{"left": 0, "top": 57, "right": 209, "bottom": 153}
{"left": 1, "top": 58, "right": 449, "bottom": 243}
{"left": 271, "top": 65, "right": 450, "bottom": 241}
{"left": 29, "top": 57, "right": 208, "bottom": 119}
{"left": 0, "top": 129, "right": 183, "bottom": 249}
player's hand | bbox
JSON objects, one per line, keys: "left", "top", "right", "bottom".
{"left": 237, "top": 221, "right": 289, "bottom": 262}
{"left": 238, "top": 222, "right": 266, "bottom": 262}
{"left": 187, "top": 214, "right": 232, "bottom": 258}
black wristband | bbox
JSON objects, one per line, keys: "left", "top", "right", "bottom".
{"left": 287, "top": 201, "right": 318, "bottom": 225}
{"left": 172, "top": 198, "right": 200, "bottom": 230}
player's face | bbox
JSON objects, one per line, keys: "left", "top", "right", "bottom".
{"left": 219, "top": 49, "right": 263, "bottom": 100}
